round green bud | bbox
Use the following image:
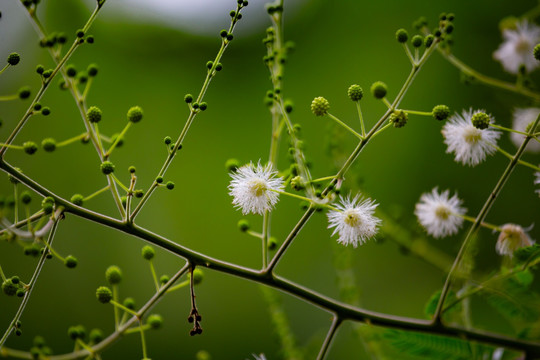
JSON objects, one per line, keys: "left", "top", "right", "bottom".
{"left": 311, "top": 96, "right": 330, "bottom": 116}
{"left": 70, "top": 194, "right": 84, "bottom": 206}
{"left": 142, "top": 245, "right": 155, "bottom": 260}
{"left": 424, "top": 34, "right": 434, "bottom": 48}
{"left": 58, "top": 33, "right": 67, "bottom": 44}
{"left": 432, "top": 105, "right": 450, "bottom": 121}
{"left": 184, "top": 94, "right": 193, "bottom": 103}
{"left": 290, "top": 176, "right": 305, "bottom": 191}
{"left": 77, "top": 74, "right": 88, "bottom": 83}
{"left": 123, "top": 297, "right": 136, "bottom": 310}
{"left": 471, "top": 111, "right": 490, "bottom": 130}
{"left": 36, "top": 65, "right": 44, "bottom": 74}
{"left": 66, "top": 65, "right": 77, "bottom": 77}
{"left": 411, "top": 35, "right": 423, "bottom": 48}
{"left": 42, "top": 69, "right": 53, "bottom": 78}
{"left": 7, "top": 52, "right": 20, "bottom": 66}
{"left": 147, "top": 314, "right": 163, "bottom": 329}
{"left": 220, "top": 29, "right": 228, "bottom": 37}
{"left": 284, "top": 100, "right": 294, "bottom": 113}
{"left": 229, "top": 10, "right": 236, "bottom": 17}
{"left": 64, "top": 255, "right": 78, "bottom": 268}
{"left": 534, "top": 44, "right": 540, "bottom": 61}
{"left": 21, "top": 191, "right": 32, "bottom": 205}
{"left": 18, "top": 86, "right": 31, "bottom": 99}
{"left": 23, "top": 141, "right": 38, "bottom": 155}
{"left": 196, "top": 350, "right": 211, "bottom": 360}
{"left": 225, "top": 158, "right": 239, "bottom": 172}
{"left": 164, "top": 136, "right": 172, "bottom": 145}
{"left": 268, "top": 237, "right": 277, "bottom": 250}
{"left": 206, "top": 60, "right": 213, "bottom": 69}
{"left": 120, "top": 196, "right": 127, "bottom": 208}
{"left": 370, "top": 81, "right": 387, "bottom": 99}
{"left": 89, "top": 328, "right": 104, "bottom": 343}
{"left": 226, "top": 33, "right": 233, "bottom": 41}
{"left": 126, "top": 166, "right": 136, "bottom": 175}
{"left": 2, "top": 279, "right": 18, "bottom": 296}
{"left": 127, "top": 106, "right": 143, "bottom": 123}
{"left": 42, "top": 203, "right": 53, "bottom": 215}
{"left": 192, "top": 102, "right": 199, "bottom": 109}
{"left": 96, "top": 286, "right": 112, "bottom": 303}
{"left": 86, "top": 35, "right": 94, "bottom": 44}
{"left": 22, "top": 0, "right": 32, "bottom": 7}
{"left": 41, "top": 107, "right": 51, "bottom": 116}
{"left": 166, "top": 181, "right": 175, "bottom": 190}
{"left": 154, "top": 176, "right": 163, "bottom": 184}
{"left": 11, "top": 276, "right": 20, "bottom": 285}
{"left": 67, "top": 326, "right": 81, "bottom": 340}
{"left": 30, "top": 347, "right": 40, "bottom": 358}
{"left": 100, "top": 161, "right": 115, "bottom": 175}
{"left": 347, "top": 84, "right": 363, "bottom": 101}
{"left": 160, "top": 275, "right": 170, "bottom": 284}
{"left": 87, "top": 64, "right": 98, "bottom": 77}
{"left": 105, "top": 265, "right": 122, "bottom": 285}
{"left": 42, "top": 196, "right": 54, "bottom": 206}
{"left": 134, "top": 190, "right": 144, "bottom": 198}
{"left": 87, "top": 106, "right": 102, "bottom": 123}
{"left": 237, "top": 219, "right": 250, "bottom": 232}
{"left": 390, "top": 110, "right": 408, "bottom": 128}
{"left": 395, "top": 28, "right": 409, "bottom": 43}
{"left": 34, "top": 103, "right": 42, "bottom": 111}
{"left": 76, "top": 29, "right": 84, "bottom": 38}
{"left": 199, "top": 102, "right": 207, "bottom": 111}
{"left": 15, "top": 329, "right": 22, "bottom": 336}
{"left": 445, "top": 24, "right": 454, "bottom": 34}
{"left": 191, "top": 268, "right": 204, "bottom": 285}
{"left": 215, "top": 63, "right": 223, "bottom": 71}
{"left": 33, "top": 336, "right": 46, "bottom": 348}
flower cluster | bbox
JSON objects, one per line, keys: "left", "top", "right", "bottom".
{"left": 414, "top": 188, "right": 466, "bottom": 238}
{"left": 442, "top": 109, "right": 500, "bottom": 166}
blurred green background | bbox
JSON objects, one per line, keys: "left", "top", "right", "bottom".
{"left": 1, "top": 0, "right": 539, "bottom": 359}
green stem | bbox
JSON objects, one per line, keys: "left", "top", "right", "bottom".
{"left": 316, "top": 316, "right": 342, "bottom": 360}
{"left": 110, "top": 300, "right": 138, "bottom": 317}
{"left": 496, "top": 146, "right": 540, "bottom": 171}
{"left": 356, "top": 102, "right": 366, "bottom": 137}
{"left": 149, "top": 261, "right": 159, "bottom": 291}
{"left": 490, "top": 123, "right": 528, "bottom": 136}
{"left": 403, "top": 109, "right": 433, "bottom": 117}
{"left": 104, "top": 122, "right": 132, "bottom": 158}
{"left": 0, "top": 94, "right": 19, "bottom": 101}
{"left": 57, "top": 133, "right": 88, "bottom": 147}
{"left": 84, "top": 185, "right": 110, "bottom": 202}
{"left": 326, "top": 113, "right": 363, "bottom": 140}
{"left": 0, "top": 64, "right": 9, "bottom": 76}
{"left": 112, "top": 286, "right": 120, "bottom": 330}
{"left": 456, "top": 214, "right": 502, "bottom": 232}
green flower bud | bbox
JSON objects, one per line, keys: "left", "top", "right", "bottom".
{"left": 2, "top": 279, "right": 18, "bottom": 296}
{"left": 42, "top": 69, "right": 53, "bottom": 78}
{"left": 86, "top": 35, "right": 95, "bottom": 44}
{"left": 36, "top": 65, "right": 44, "bottom": 74}
{"left": 89, "top": 328, "right": 104, "bottom": 343}
{"left": 76, "top": 29, "right": 85, "bottom": 38}
{"left": 226, "top": 33, "right": 233, "bottom": 41}
{"left": 424, "top": 34, "right": 434, "bottom": 48}
{"left": 534, "top": 44, "right": 540, "bottom": 61}
{"left": 225, "top": 158, "right": 240, "bottom": 172}
{"left": 127, "top": 106, "right": 143, "bottom": 123}
{"left": 41, "top": 138, "right": 56, "bottom": 152}
{"left": 184, "top": 94, "right": 193, "bottom": 103}
{"left": 7, "top": 52, "right": 21, "bottom": 66}
{"left": 128, "top": 166, "right": 136, "bottom": 174}
{"left": 105, "top": 265, "right": 122, "bottom": 285}
{"left": 134, "top": 190, "right": 144, "bottom": 198}
{"left": 311, "top": 96, "right": 330, "bottom": 116}
{"left": 100, "top": 161, "right": 115, "bottom": 175}
{"left": 142, "top": 245, "right": 155, "bottom": 260}
{"left": 284, "top": 100, "right": 294, "bottom": 113}
{"left": 191, "top": 268, "right": 204, "bottom": 285}
{"left": 23, "top": 141, "right": 38, "bottom": 155}
{"left": 347, "top": 84, "right": 363, "bottom": 101}
{"left": 196, "top": 350, "right": 211, "bottom": 360}
{"left": 64, "top": 255, "right": 78, "bottom": 268}
{"left": 215, "top": 63, "right": 223, "bottom": 71}
{"left": 18, "top": 86, "right": 31, "bottom": 100}
{"left": 411, "top": 35, "right": 423, "bottom": 48}
{"left": 268, "top": 237, "right": 277, "bottom": 250}
{"left": 21, "top": 191, "right": 32, "bottom": 205}
{"left": 67, "top": 325, "right": 86, "bottom": 340}
{"left": 147, "top": 314, "right": 163, "bottom": 329}
{"left": 66, "top": 64, "right": 77, "bottom": 77}
{"left": 370, "top": 81, "right": 387, "bottom": 99}
{"left": 87, "top": 106, "right": 102, "bottom": 123}
{"left": 58, "top": 33, "right": 68, "bottom": 44}
{"left": 237, "top": 219, "right": 250, "bottom": 232}
{"left": 70, "top": 194, "right": 84, "bottom": 206}
{"left": 123, "top": 297, "right": 136, "bottom": 310}
{"left": 15, "top": 329, "right": 22, "bottom": 336}
{"left": 395, "top": 28, "right": 409, "bottom": 43}
{"left": 471, "top": 111, "right": 490, "bottom": 130}
{"left": 87, "top": 64, "right": 98, "bottom": 77}
{"left": 41, "top": 107, "right": 51, "bottom": 116}
{"left": 220, "top": 29, "right": 228, "bottom": 37}
{"left": 33, "top": 336, "right": 46, "bottom": 348}
{"left": 164, "top": 136, "right": 172, "bottom": 145}
{"left": 160, "top": 274, "right": 170, "bottom": 284}
{"left": 390, "top": 110, "right": 408, "bottom": 128}
{"left": 290, "top": 176, "right": 305, "bottom": 191}
{"left": 166, "top": 181, "right": 175, "bottom": 190}
{"left": 96, "top": 286, "right": 112, "bottom": 303}
{"left": 42, "top": 203, "right": 54, "bottom": 215}
{"left": 432, "top": 104, "right": 450, "bottom": 121}
{"left": 199, "top": 102, "right": 207, "bottom": 111}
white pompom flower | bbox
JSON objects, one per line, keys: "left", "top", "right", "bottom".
{"left": 510, "top": 108, "right": 540, "bottom": 153}
{"left": 493, "top": 20, "right": 540, "bottom": 74}
{"left": 327, "top": 195, "right": 381, "bottom": 248}
{"left": 229, "top": 162, "right": 284, "bottom": 215}
{"left": 415, "top": 188, "right": 466, "bottom": 239}
{"left": 496, "top": 224, "right": 534, "bottom": 257}
{"left": 442, "top": 109, "right": 501, "bottom": 166}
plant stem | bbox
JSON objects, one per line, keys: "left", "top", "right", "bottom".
{"left": 316, "top": 316, "right": 342, "bottom": 360}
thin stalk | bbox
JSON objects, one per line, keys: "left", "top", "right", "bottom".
{"left": 316, "top": 316, "right": 342, "bottom": 360}
{"left": 326, "top": 113, "right": 363, "bottom": 140}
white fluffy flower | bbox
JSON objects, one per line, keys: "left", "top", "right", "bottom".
{"left": 496, "top": 224, "right": 534, "bottom": 257}
{"left": 511, "top": 108, "right": 540, "bottom": 153}
{"left": 229, "top": 162, "right": 284, "bottom": 215}
{"left": 535, "top": 171, "right": 540, "bottom": 197}
{"left": 493, "top": 20, "right": 540, "bottom": 74}
{"left": 442, "top": 109, "right": 501, "bottom": 166}
{"left": 415, "top": 188, "right": 466, "bottom": 239}
{"left": 250, "top": 355, "right": 266, "bottom": 360}
{"left": 327, "top": 195, "right": 381, "bottom": 247}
